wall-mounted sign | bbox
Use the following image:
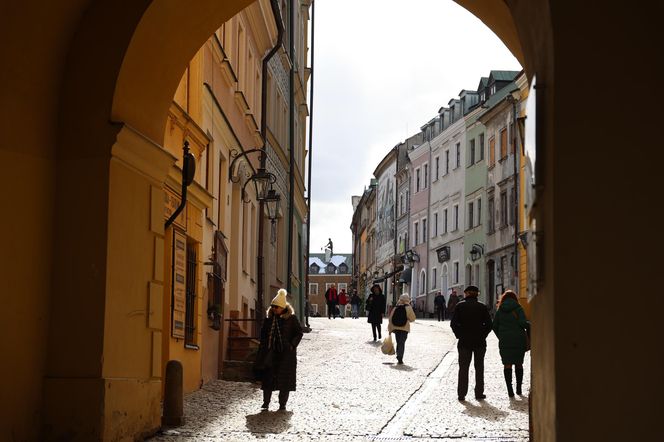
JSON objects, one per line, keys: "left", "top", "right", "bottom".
{"left": 172, "top": 230, "right": 187, "bottom": 339}
{"left": 436, "top": 246, "right": 451, "bottom": 263}
{"left": 164, "top": 187, "right": 187, "bottom": 230}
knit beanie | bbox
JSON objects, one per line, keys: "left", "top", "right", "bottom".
{"left": 271, "top": 288, "right": 288, "bottom": 308}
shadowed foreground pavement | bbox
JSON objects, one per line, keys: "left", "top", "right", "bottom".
{"left": 151, "top": 317, "right": 530, "bottom": 441}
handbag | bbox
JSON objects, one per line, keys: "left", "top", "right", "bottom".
{"left": 254, "top": 347, "right": 276, "bottom": 371}
{"left": 381, "top": 334, "right": 395, "bottom": 355}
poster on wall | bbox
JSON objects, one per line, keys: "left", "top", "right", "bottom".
{"left": 172, "top": 230, "right": 187, "bottom": 339}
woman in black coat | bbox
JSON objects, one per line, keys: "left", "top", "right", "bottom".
{"left": 366, "top": 284, "right": 386, "bottom": 341}
{"left": 256, "top": 289, "right": 303, "bottom": 411}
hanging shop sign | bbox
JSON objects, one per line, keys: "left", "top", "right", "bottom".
{"left": 436, "top": 246, "right": 451, "bottom": 263}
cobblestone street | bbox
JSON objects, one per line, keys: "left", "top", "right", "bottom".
{"left": 151, "top": 317, "right": 530, "bottom": 441}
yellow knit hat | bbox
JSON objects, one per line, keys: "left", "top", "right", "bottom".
{"left": 271, "top": 289, "right": 288, "bottom": 308}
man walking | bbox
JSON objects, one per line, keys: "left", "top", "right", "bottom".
{"left": 434, "top": 291, "right": 446, "bottom": 321}
{"left": 338, "top": 288, "right": 348, "bottom": 318}
{"left": 350, "top": 290, "right": 361, "bottom": 318}
{"left": 451, "top": 285, "right": 492, "bottom": 401}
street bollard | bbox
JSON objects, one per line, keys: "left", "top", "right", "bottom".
{"left": 162, "top": 360, "right": 185, "bottom": 426}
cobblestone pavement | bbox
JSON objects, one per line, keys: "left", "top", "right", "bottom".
{"left": 151, "top": 317, "right": 530, "bottom": 441}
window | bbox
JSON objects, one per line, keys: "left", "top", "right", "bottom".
{"left": 453, "top": 261, "right": 459, "bottom": 284}
{"left": 468, "top": 201, "right": 474, "bottom": 229}
{"left": 399, "top": 193, "right": 404, "bottom": 215}
{"left": 466, "top": 264, "right": 472, "bottom": 286}
{"left": 423, "top": 163, "right": 428, "bottom": 188}
{"left": 443, "top": 208, "right": 448, "bottom": 233}
{"left": 414, "top": 222, "right": 419, "bottom": 246}
{"left": 510, "top": 122, "right": 515, "bottom": 154}
{"left": 338, "top": 283, "right": 347, "bottom": 292}
{"left": 469, "top": 139, "right": 476, "bottom": 166}
{"left": 455, "top": 143, "right": 461, "bottom": 168}
{"left": 489, "top": 137, "right": 496, "bottom": 166}
{"left": 435, "top": 156, "right": 440, "bottom": 180}
{"left": 416, "top": 168, "right": 421, "bottom": 192}
{"left": 453, "top": 204, "right": 459, "bottom": 231}
{"left": 500, "top": 190, "right": 508, "bottom": 228}
{"left": 434, "top": 212, "right": 438, "bottom": 236}
{"left": 500, "top": 127, "right": 508, "bottom": 159}
{"left": 445, "top": 150, "right": 450, "bottom": 174}
{"left": 422, "top": 218, "right": 427, "bottom": 242}
{"left": 432, "top": 267, "right": 437, "bottom": 289}
{"left": 479, "top": 133, "right": 485, "bottom": 160}
{"left": 476, "top": 197, "right": 482, "bottom": 226}
{"left": 488, "top": 196, "right": 495, "bottom": 234}
{"left": 309, "top": 263, "right": 320, "bottom": 274}
{"left": 325, "top": 283, "right": 334, "bottom": 292}
{"left": 309, "top": 283, "right": 318, "bottom": 295}
{"left": 474, "top": 264, "right": 480, "bottom": 287}
{"left": 420, "top": 270, "right": 426, "bottom": 294}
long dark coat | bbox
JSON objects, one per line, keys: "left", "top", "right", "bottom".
{"left": 450, "top": 296, "right": 492, "bottom": 349}
{"left": 492, "top": 297, "right": 530, "bottom": 364}
{"left": 257, "top": 305, "right": 303, "bottom": 392}
{"left": 366, "top": 292, "right": 386, "bottom": 325}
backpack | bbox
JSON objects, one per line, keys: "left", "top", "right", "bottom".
{"left": 392, "top": 305, "right": 408, "bottom": 327}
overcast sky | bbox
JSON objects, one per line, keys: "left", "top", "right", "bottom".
{"left": 308, "top": 0, "right": 521, "bottom": 255}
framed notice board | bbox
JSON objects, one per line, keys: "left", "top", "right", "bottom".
{"left": 172, "top": 229, "right": 187, "bottom": 339}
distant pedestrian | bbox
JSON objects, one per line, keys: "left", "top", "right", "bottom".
{"left": 350, "top": 290, "right": 361, "bottom": 318}
{"left": 366, "top": 284, "right": 386, "bottom": 341}
{"left": 387, "top": 293, "right": 417, "bottom": 364}
{"left": 447, "top": 290, "right": 460, "bottom": 317}
{"left": 256, "top": 289, "right": 303, "bottom": 411}
{"left": 325, "top": 284, "right": 338, "bottom": 319}
{"left": 451, "top": 285, "right": 492, "bottom": 401}
{"left": 492, "top": 290, "right": 530, "bottom": 397}
{"left": 338, "top": 288, "right": 348, "bottom": 318}
{"left": 434, "top": 292, "right": 446, "bottom": 321}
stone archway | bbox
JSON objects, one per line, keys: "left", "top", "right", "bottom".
{"left": 6, "top": 1, "right": 662, "bottom": 441}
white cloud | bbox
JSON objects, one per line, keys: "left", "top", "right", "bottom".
{"left": 309, "top": 0, "right": 522, "bottom": 254}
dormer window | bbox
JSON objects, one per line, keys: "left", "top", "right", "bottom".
{"left": 310, "top": 264, "right": 320, "bottom": 274}
{"left": 325, "top": 263, "right": 336, "bottom": 274}
{"left": 480, "top": 92, "right": 485, "bottom": 101}
{"left": 490, "top": 84, "right": 496, "bottom": 95}
{"left": 339, "top": 263, "right": 348, "bottom": 274}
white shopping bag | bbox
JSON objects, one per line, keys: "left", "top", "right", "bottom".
{"left": 381, "top": 334, "right": 395, "bottom": 355}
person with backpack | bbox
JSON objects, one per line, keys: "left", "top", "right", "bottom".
{"left": 387, "top": 293, "right": 416, "bottom": 364}
{"left": 492, "top": 289, "right": 530, "bottom": 397}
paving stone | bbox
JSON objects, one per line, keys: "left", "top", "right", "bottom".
{"left": 150, "top": 317, "right": 529, "bottom": 441}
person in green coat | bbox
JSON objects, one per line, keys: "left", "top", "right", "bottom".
{"left": 492, "top": 290, "right": 530, "bottom": 397}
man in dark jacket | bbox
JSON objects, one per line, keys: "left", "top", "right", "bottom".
{"left": 325, "top": 284, "right": 338, "bottom": 319}
{"left": 434, "top": 292, "right": 446, "bottom": 321}
{"left": 451, "top": 285, "right": 492, "bottom": 401}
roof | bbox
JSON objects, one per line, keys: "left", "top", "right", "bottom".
{"left": 308, "top": 254, "right": 353, "bottom": 274}
{"left": 489, "top": 70, "right": 520, "bottom": 83}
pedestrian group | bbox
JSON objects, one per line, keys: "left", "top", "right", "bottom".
{"left": 255, "top": 284, "right": 529, "bottom": 411}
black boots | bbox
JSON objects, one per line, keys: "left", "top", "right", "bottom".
{"left": 515, "top": 365, "right": 523, "bottom": 395}
{"left": 504, "top": 368, "right": 515, "bottom": 397}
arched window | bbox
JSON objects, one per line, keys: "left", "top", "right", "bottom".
{"left": 441, "top": 264, "right": 449, "bottom": 298}
{"left": 466, "top": 264, "right": 472, "bottom": 286}
{"left": 420, "top": 269, "right": 427, "bottom": 294}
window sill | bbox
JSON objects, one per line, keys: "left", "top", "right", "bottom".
{"left": 185, "top": 344, "right": 200, "bottom": 351}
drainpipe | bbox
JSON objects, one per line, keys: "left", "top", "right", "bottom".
{"left": 304, "top": 0, "right": 315, "bottom": 329}
{"left": 257, "top": 0, "right": 284, "bottom": 330}
{"left": 511, "top": 97, "right": 519, "bottom": 288}
{"left": 425, "top": 132, "right": 432, "bottom": 314}
{"left": 392, "top": 145, "right": 399, "bottom": 306}
{"left": 286, "top": 0, "right": 295, "bottom": 301}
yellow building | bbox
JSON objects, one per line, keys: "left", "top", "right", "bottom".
{"left": 514, "top": 72, "right": 530, "bottom": 318}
